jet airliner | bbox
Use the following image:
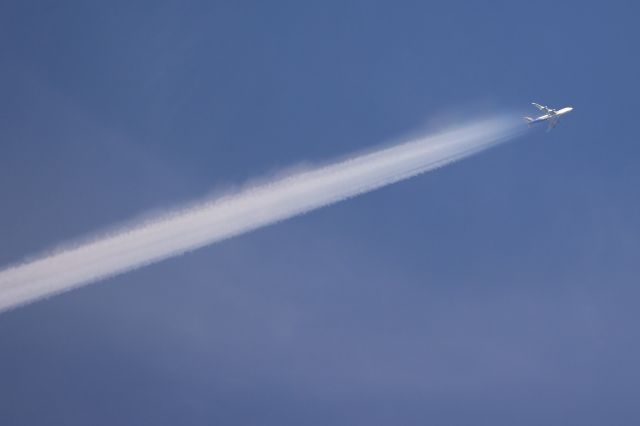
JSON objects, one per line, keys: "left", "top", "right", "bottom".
{"left": 524, "top": 102, "right": 573, "bottom": 131}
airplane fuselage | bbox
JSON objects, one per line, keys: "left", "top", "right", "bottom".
{"left": 530, "top": 106, "right": 573, "bottom": 123}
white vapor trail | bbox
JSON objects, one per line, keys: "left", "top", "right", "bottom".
{"left": 0, "top": 115, "right": 523, "bottom": 311}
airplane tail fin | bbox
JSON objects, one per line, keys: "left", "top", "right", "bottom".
{"left": 523, "top": 117, "right": 534, "bottom": 127}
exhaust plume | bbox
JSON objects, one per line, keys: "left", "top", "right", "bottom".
{"left": 0, "top": 115, "right": 523, "bottom": 311}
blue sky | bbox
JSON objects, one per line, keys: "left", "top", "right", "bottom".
{"left": 1, "top": 1, "right": 639, "bottom": 425}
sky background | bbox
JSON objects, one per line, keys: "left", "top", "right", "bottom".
{"left": 1, "top": 1, "right": 639, "bottom": 425}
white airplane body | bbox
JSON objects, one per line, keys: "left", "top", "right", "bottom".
{"left": 524, "top": 102, "right": 573, "bottom": 131}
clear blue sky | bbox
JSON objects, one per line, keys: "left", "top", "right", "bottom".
{"left": 1, "top": 1, "right": 639, "bottom": 425}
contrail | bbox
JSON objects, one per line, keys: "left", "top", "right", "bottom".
{"left": 0, "top": 115, "right": 523, "bottom": 312}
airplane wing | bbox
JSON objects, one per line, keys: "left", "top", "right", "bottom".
{"left": 547, "top": 117, "right": 560, "bottom": 131}
{"left": 532, "top": 102, "right": 555, "bottom": 114}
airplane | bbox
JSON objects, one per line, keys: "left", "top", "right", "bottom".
{"left": 524, "top": 102, "right": 573, "bottom": 131}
